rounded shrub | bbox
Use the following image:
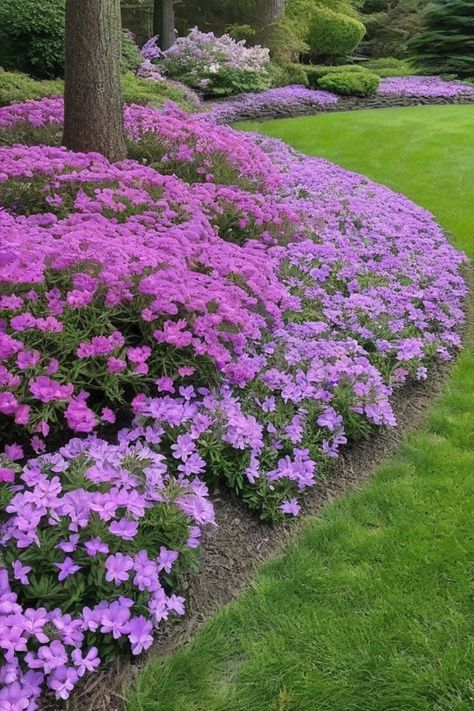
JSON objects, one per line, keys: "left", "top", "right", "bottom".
{"left": 304, "top": 63, "right": 366, "bottom": 89}
{"left": 318, "top": 70, "right": 380, "bottom": 97}
{"left": 307, "top": 7, "right": 366, "bottom": 61}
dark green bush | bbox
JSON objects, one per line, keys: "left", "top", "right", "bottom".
{"left": 0, "top": 0, "right": 144, "bottom": 78}
{"left": 0, "top": 0, "right": 65, "bottom": 77}
{"left": 307, "top": 7, "right": 366, "bottom": 60}
{"left": 318, "top": 70, "right": 380, "bottom": 96}
{"left": 0, "top": 70, "right": 63, "bottom": 106}
{"left": 267, "top": 62, "right": 309, "bottom": 88}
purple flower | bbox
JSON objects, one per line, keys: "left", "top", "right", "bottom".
{"left": 100, "top": 600, "right": 131, "bottom": 639}
{"left": 109, "top": 517, "right": 138, "bottom": 540}
{"left": 157, "top": 546, "right": 179, "bottom": 573}
{"left": 128, "top": 615, "right": 154, "bottom": 655}
{"left": 71, "top": 646, "right": 100, "bottom": 677}
{"left": 105, "top": 553, "right": 134, "bottom": 585}
{"left": 84, "top": 537, "right": 109, "bottom": 557}
{"left": 280, "top": 498, "right": 301, "bottom": 516}
{"left": 12, "top": 560, "right": 31, "bottom": 585}
{"left": 48, "top": 665, "right": 79, "bottom": 701}
{"left": 55, "top": 556, "right": 81, "bottom": 581}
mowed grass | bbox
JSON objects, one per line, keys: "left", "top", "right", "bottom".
{"left": 126, "top": 106, "right": 474, "bottom": 711}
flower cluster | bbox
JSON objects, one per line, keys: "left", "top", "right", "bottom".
{"left": 0, "top": 435, "right": 214, "bottom": 707}
{"left": 204, "top": 85, "right": 338, "bottom": 123}
{"left": 0, "top": 137, "right": 294, "bottom": 448}
{"left": 378, "top": 75, "right": 474, "bottom": 97}
{"left": 158, "top": 27, "right": 271, "bottom": 97}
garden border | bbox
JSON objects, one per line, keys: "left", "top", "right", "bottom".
{"left": 45, "top": 355, "right": 458, "bottom": 711}
{"left": 209, "top": 92, "right": 474, "bottom": 123}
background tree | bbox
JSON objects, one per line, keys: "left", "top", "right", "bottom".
{"left": 409, "top": 0, "right": 474, "bottom": 77}
{"left": 154, "top": 0, "right": 175, "bottom": 49}
{"left": 360, "top": 0, "right": 430, "bottom": 58}
{"left": 63, "top": 0, "right": 127, "bottom": 161}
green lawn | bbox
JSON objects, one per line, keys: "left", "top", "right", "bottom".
{"left": 126, "top": 106, "right": 474, "bottom": 711}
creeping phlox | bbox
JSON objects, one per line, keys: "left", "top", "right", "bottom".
{"left": 0, "top": 436, "right": 214, "bottom": 709}
{"left": 378, "top": 75, "right": 474, "bottom": 97}
{"left": 205, "top": 84, "right": 339, "bottom": 124}
{"left": 0, "top": 97, "right": 467, "bottom": 707}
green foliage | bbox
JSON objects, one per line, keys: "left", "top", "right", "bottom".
{"left": 200, "top": 66, "right": 271, "bottom": 98}
{"left": 362, "top": 56, "right": 418, "bottom": 77}
{"left": 409, "top": 0, "right": 474, "bottom": 78}
{"left": 304, "top": 63, "right": 369, "bottom": 88}
{"left": 318, "top": 69, "right": 380, "bottom": 95}
{"left": 361, "top": 0, "right": 430, "bottom": 58}
{"left": 121, "top": 72, "right": 199, "bottom": 111}
{"left": 267, "top": 62, "right": 309, "bottom": 88}
{"left": 0, "top": 70, "right": 63, "bottom": 106}
{"left": 225, "top": 23, "right": 256, "bottom": 43}
{"left": 307, "top": 6, "right": 366, "bottom": 60}
{"left": 0, "top": 0, "right": 65, "bottom": 78}
{"left": 0, "top": 0, "right": 146, "bottom": 79}
{"left": 0, "top": 69, "right": 199, "bottom": 113}
{"left": 121, "top": 31, "right": 143, "bottom": 73}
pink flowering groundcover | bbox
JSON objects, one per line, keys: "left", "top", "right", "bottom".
{"left": 0, "top": 98, "right": 467, "bottom": 708}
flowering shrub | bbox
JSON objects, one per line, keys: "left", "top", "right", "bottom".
{"left": 378, "top": 75, "right": 474, "bottom": 97}
{"left": 204, "top": 85, "right": 338, "bottom": 124}
{"left": 0, "top": 435, "right": 214, "bottom": 706}
{"left": 158, "top": 28, "right": 272, "bottom": 97}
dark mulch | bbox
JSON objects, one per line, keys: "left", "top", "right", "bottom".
{"left": 44, "top": 357, "right": 452, "bottom": 711}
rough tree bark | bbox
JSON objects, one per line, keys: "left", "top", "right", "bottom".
{"left": 63, "top": 0, "right": 127, "bottom": 162}
{"left": 260, "top": 0, "right": 285, "bottom": 25}
{"left": 154, "top": 0, "right": 175, "bottom": 50}
{"left": 255, "top": 0, "right": 285, "bottom": 47}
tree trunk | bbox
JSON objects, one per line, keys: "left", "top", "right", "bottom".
{"left": 260, "top": 0, "right": 285, "bottom": 25}
{"left": 63, "top": 0, "right": 127, "bottom": 162}
{"left": 154, "top": 0, "right": 175, "bottom": 50}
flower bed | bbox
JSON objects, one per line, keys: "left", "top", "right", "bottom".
{"left": 378, "top": 75, "right": 474, "bottom": 97}
{"left": 205, "top": 85, "right": 338, "bottom": 123}
{"left": 0, "top": 97, "right": 467, "bottom": 707}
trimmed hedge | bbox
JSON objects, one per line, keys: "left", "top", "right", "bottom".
{"left": 304, "top": 64, "right": 366, "bottom": 88}
{"left": 307, "top": 7, "right": 366, "bottom": 61}
{"left": 318, "top": 70, "right": 380, "bottom": 97}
